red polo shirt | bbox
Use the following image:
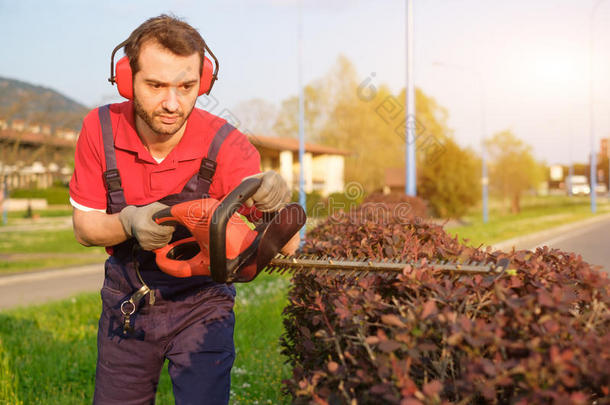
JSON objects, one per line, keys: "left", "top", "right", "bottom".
{"left": 69, "top": 101, "right": 261, "bottom": 210}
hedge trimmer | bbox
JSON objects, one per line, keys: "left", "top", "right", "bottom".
{"left": 152, "top": 178, "right": 509, "bottom": 283}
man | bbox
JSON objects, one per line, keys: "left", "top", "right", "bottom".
{"left": 70, "top": 15, "right": 296, "bottom": 404}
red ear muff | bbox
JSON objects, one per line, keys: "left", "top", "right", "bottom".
{"left": 109, "top": 40, "right": 219, "bottom": 100}
{"left": 199, "top": 56, "right": 215, "bottom": 96}
{"left": 115, "top": 56, "right": 133, "bottom": 99}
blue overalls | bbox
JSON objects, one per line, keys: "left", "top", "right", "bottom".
{"left": 93, "top": 105, "right": 238, "bottom": 405}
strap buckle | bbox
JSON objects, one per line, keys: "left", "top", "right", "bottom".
{"left": 198, "top": 158, "right": 217, "bottom": 180}
{"left": 103, "top": 168, "right": 123, "bottom": 192}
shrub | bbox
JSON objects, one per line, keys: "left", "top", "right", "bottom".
{"left": 292, "top": 190, "right": 326, "bottom": 218}
{"left": 281, "top": 203, "right": 609, "bottom": 404}
{"left": 362, "top": 192, "right": 428, "bottom": 219}
{"left": 10, "top": 186, "right": 70, "bottom": 205}
{"left": 325, "top": 191, "right": 364, "bottom": 217}
{"left": 417, "top": 138, "right": 481, "bottom": 219}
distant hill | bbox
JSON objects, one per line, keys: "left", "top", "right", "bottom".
{"left": 0, "top": 77, "right": 88, "bottom": 131}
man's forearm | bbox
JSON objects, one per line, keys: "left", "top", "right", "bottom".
{"left": 72, "top": 208, "right": 129, "bottom": 247}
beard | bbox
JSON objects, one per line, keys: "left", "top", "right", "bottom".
{"left": 133, "top": 97, "right": 195, "bottom": 136}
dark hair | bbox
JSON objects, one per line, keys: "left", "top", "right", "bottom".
{"left": 124, "top": 14, "right": 205, "bottom": 75}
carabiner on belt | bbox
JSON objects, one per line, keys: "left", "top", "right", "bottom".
{"left": 119, "top": 266, "right": 155, "bottom": 336}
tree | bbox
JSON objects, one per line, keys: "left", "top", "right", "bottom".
{"left": 486, "top": 130, "right": 543, "bottom": 213}
{"left": 268, "top": 55, "right": 481, "bottom": 218}
{"left": 229, "top": 98, "right": 278, "bottom": 136}
{"left": 273, "top": 55, "right": 359, "bottom": 142}
{"left": 272, "top": 85, "right": 325, "bottom": 141}
{"left": 418, "top": 138, "right": 481, "bottom": 218}
{"left": 320, "top": 81, "right": 404, "bottom": 191}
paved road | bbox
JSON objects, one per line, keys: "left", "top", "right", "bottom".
{"left": 0, "top": 264, "right": 104, "bottom": 311}
{"left": 494, "top": 214, "right": 610, "bottom": 273}
{"left": 0, "top": 216, "right": 72, "bottom": 233}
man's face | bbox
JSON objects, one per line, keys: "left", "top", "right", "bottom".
{"left": 132, "top": 41, "right": 200, "bottom": 136}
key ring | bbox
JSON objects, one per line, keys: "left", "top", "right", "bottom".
{"left": 120, "top": 299, "right": 136, "bottom": 316}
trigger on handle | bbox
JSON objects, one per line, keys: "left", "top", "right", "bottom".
{"left": 153, "top": 207, "right": 180, "bottom": 227}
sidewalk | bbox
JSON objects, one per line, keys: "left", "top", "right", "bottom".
{"left": 0, "top": 263, "right": 104, "bottom": 311}
{"left": 491, "top": 212, "right": 610, "bottom": 251}
{"left": 0, "top": 216, "right": 72, "bottom": 233}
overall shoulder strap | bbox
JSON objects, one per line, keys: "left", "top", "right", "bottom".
{"left": 194, "top": 122, "right": 236, "bottom": 195}
{"left": 99, "top": 104, "right": 127, "bottom": 213}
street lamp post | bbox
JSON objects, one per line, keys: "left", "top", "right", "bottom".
{"left": 589, "top": 0, "right": 606, "bottom": 213}
{"left": 566, "top": 128, "right": 574, "bottom": 197}
{"left": 479, "top": 78, "right": 489, "bottom": 224}
{"left": 297, "top": 1, "right": 306, "bottom": 240}
{"left": 405, "top": 0, "right": 416, "bottom": 196}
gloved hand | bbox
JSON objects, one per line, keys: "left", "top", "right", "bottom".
{"left": 244, "top": 171, "right": 291, "bottom": 212}
{"left": 119, "top": 202, "right": 175, "bottom": 251}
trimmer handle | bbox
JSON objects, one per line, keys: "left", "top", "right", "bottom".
{"left": 151, "top": 176, "right": 301, "bottom": 284}
{"left": 152, "top": 202, "right": 216, "bottom": 279}
{"left": 209, "top": 176, "right": 262, "bottom": 282}
{"left": 152, "top": 207, "right": 179, "bottom": 227}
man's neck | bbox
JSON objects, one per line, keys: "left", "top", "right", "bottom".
{"left": 135, "top": 115, "right": 187, "bottom": 160}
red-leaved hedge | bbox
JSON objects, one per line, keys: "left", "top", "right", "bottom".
{"left": 280, "top": 204, "right": 610, "bottom": 404}
{"left": 362, "top": 192, "right": 429, "bottom": 220}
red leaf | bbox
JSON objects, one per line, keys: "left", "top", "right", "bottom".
{"left": 365, "top": 336, "right": 380, "bottom": 345}
{"left": 299, "top": 326, "right": 311, "bottom": 338}
{"left": 550, "top": 345, "right": 560, "bottom": 363}
{"left": 543, "top": 320, "right": 559, "bottom": 334}
{"left": 481, "top": 383, "right": 495, "bottom": 400}
{"left": 371, "top": 383, "right": 389, "bottom": 394}
{"left": 570, "top": 392, "right": 588, "bottom": 404}
{"left": 447, "top": 333, "right": 462, "bottom": 346}
{"left": 378, "top": 340, "right": 401, "bottom": 352}
{"left": 401, "top": 399, "right": 423, "bottom": 405}
{"left": 335, "top": 307, "right": 351, "bottom": 320}
{"left": 510, "top": 277, "right": 523, "bottom": 288}
{"left": 421, "top": 300, "right": 438, "bottom": 319}
{"left": 381, "top": 314, "right": 406, "bottom": 328}
{"left": 537, "top": 290, "right": 554, "bottom": 307}
{"left": 481, "top": 359, "right": 496, "bottom": 377}
{"left": 422, "top": 380, "right": 442, "bottom": 396}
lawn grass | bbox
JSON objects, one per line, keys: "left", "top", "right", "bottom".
{"left": 5, "top": 208, "right": 73, "bottom": 219}
{"left": 0, "top": 228, "right": 106, "bottom": 275}
{"left": 0, "top": 273, "right": 292, "bottom": 404}
{"left": 446, "top": 195, "right": 610, "bottom": 247}
{"left": 0, "top": 294, "right": 99, "bottom": 404}
{"left": 0, "top": 229, "right": 101, "bottom": 255}
{"left": 0, "top": 256, "right": 107, "bottom": 274}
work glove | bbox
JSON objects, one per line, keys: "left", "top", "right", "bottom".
{"left": 244, "top": 171, "right": 291, "bottom": 212}
{"left": 119, "top": 202, "right": 175, "bottom": 251}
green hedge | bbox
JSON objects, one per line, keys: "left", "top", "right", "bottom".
{"left": 291, "top": 190, "right": 365, "bottom": 218}
{"left": 10, "top": 187, "right": 70, "bottom": 205}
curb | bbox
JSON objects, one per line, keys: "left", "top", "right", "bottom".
{"left": 491, "top": 212, "right": 610, "bottom": 251}
{"left": 0, "top": 262, "right": 104, "bottom": 287}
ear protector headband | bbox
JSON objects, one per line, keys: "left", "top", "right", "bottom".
{"left": 108, "top": 38, "right": 219, "bottom": 99}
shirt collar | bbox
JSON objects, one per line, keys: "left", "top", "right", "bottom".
{"left": 113, "top": 102, "right": 208, "bottom": 163}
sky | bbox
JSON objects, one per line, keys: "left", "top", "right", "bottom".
{"left": 1, "top": 0, "right": 609, "bottom": 165}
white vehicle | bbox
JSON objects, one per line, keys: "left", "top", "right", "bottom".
{"left": 566, "top": 175, "right": 590, "bottom": 195}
